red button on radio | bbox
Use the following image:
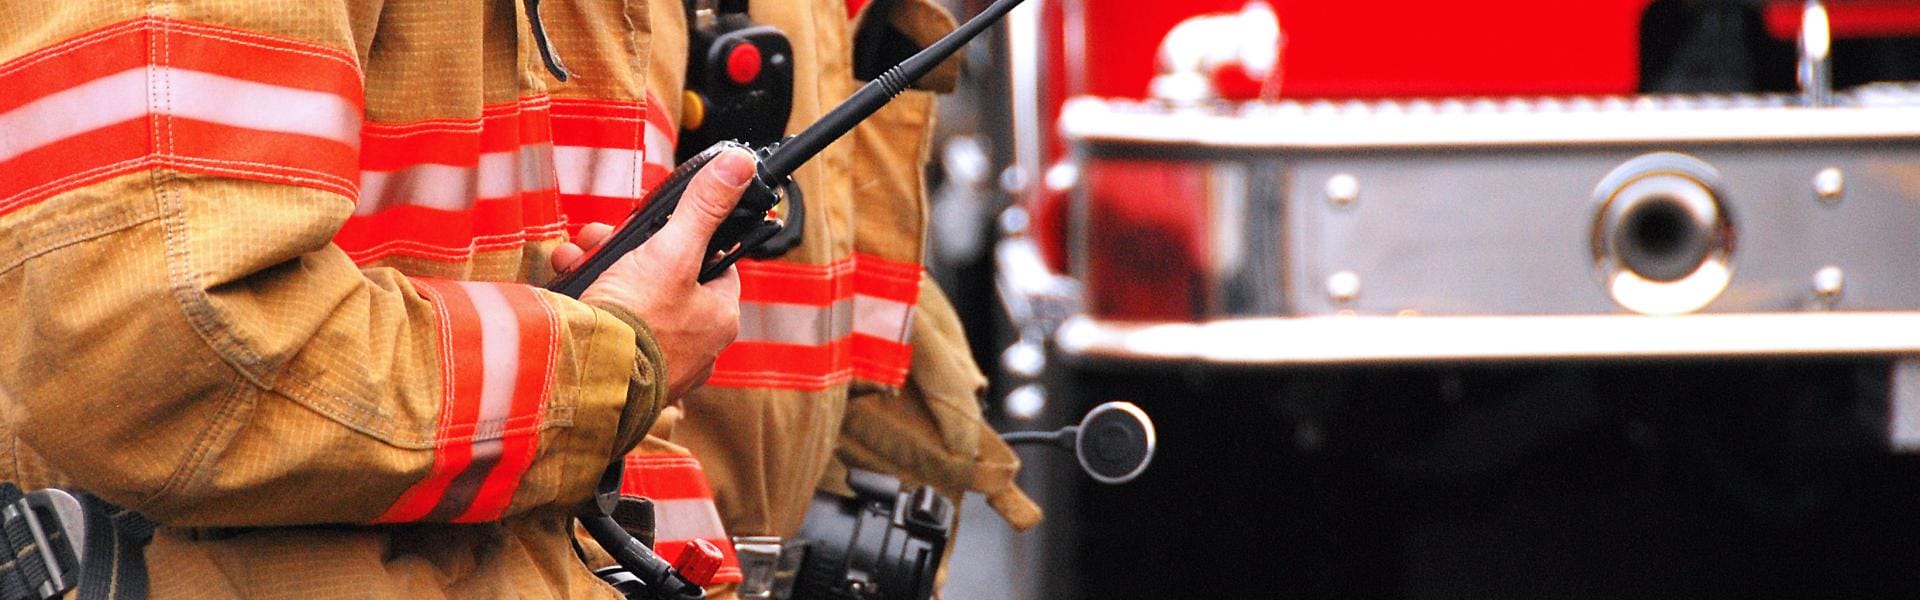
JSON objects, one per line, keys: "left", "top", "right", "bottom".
{"left": 726, "top": 43, "right": 762, "bottom": 85}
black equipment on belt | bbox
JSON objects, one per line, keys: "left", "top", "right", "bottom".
{"left": 788, "top": 402, "right": 1157, "bottom": 600}
{"left": 789, "top": 470, "right": 951, "bottom": 600}
{"left": 0, "top": 484, "right": 157, "bottom": 600}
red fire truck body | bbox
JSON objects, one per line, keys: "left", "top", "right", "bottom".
{"left": 990, "top": 2, "right": 1920, "bottom": 598}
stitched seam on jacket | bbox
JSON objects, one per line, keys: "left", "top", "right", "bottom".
{"left": 137, "top": 372, "right": 251, "bottom": 514}
{"left": 270, "top": 373, "right": 582, "bottom": 450}
{"left": 0, "top": 204, "right": 164, "bottom": 276}
{"left": 152, "top": 16, "right": 311, "bottom": 390}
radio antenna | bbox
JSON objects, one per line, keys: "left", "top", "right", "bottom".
{"left": 758, "top": 0, "right": 1026, "bottom": 179}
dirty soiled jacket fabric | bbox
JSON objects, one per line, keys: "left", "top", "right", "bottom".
{"left": 0, "top": 0, "right": 694, "bottom": 597}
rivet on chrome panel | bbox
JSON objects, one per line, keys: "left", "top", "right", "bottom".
{"left": 1814, "top": 265, "right": 1845, "bottom": 307}
{"left": 1815, "top": 167, "right": 1845, "bottom": 204}
{"left": 1327, "top": 270, "right": 1361, "bottom": 303}
{"left": 1325, "top": 173, "right": 1359, "bottom": 208}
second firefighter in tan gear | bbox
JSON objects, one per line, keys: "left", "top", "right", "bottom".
{"left": 599, "top": 1, "right": 1046, "bottom": 597}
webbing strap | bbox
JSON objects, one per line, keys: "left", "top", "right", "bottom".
{"left": 0, "top": 485, "right": 49, "bottom": 600}
{"left": 0, "top": 485, "right": 160, "bottom": 600}
{"left": 75, "top": 494, "right": 155, "bottom": 600}
{"left": 0, "top": 484, "right": 79, "bottom": 600}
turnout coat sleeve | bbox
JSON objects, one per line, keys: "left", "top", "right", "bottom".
{"left": 0, "top": 1, "right": 665, "bottom": 526}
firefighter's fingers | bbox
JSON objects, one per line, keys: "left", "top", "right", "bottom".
{"left": 576, "top": 222, "right": 615, "bottom": 251}
{"left": 551, "top": 223, "right": 616, "bottom": 273}
{"left": 652, "top": 148, "right": 756, "bottom": 271}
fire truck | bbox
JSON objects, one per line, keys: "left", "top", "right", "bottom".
{"left": 974, "top": 1, "right": 1920, "bottom": 597}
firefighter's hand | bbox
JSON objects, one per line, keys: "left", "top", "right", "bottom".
{"left": 571, "top": 148, "right": 752, "bottom": 400}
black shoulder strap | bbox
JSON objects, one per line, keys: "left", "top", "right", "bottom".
{"left": 0, "top": 485, "right": 153, "bottom": 600}
{"left": 74, "top": 493, "right": 155, "bottom": 600}
{"left": 0, "top": 483, "right": 67, "bottom": 600}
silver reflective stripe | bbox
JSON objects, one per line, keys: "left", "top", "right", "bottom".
{"left": 736, "top": 297, "right": 915, "bottom": 347}
{"left": 852, "top": 295, "right": 913, "bottom": 344}
{"left": 736, "top": 300, "right": 854, "bottom": 346}
{"left": 356, "top": 144, "right": 558, "bottom": 215}
{"left": 552, "top": 145, "right": 643, "bottom": 198}
{"left": 651, "top": 498, "right": 729, "bottom": 546}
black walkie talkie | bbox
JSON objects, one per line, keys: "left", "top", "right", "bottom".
{"left": 547, "top": 0, "right": 1026, "bottom": 298}
{"left": 559, "top": 1, "right": 1030, "bottom": 598}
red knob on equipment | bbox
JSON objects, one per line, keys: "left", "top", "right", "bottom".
{"left": 672, "top": 538, "right": 725, "bottom": 586}
{"left": 726, "top": 42, "right": 762, "bottom": 85}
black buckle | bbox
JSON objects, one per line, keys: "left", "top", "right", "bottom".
{"left": 0, "top": 488, "right": 85, "bottom": 600}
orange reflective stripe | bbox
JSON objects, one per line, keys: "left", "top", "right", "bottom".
{"left": 377, "top": 279, "right": 487, "bottom": 523}
{"left": 850, "top": 255, "right": 920, "bottom": 386}
{"left": 621, "top": 454, "right": 743, "bottom": 584}
{"left": 0, "top": 17, "right": 362, "bottom": 214}
{"left": 712, "top": 255, "right": 922, "bottom": 390}
{"left": 339, "top": 96, "right": 564, "bottom": 264}
{"left": 550, "top": 93, "right": 676, "bottom": 234}
{"left": 378, "top": 279, "right": 558, "bottom": 523}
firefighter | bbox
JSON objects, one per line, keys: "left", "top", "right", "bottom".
{"left": 0, "top": 0, "right": 1036, "bottom": 598}
{"left": 0, "top": 0, "right": 755, "bottom": 596}
{"left": 597, "top": 1, "right": 1045, "bottom": 597}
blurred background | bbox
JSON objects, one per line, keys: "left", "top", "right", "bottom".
{"left": 900, "top": 1, "right": 1920, "bottom": 597}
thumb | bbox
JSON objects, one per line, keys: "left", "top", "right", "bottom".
{"left": 654, "top": 147, "right": 757, "bottom": 266}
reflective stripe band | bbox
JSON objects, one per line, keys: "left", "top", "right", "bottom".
{"left": 552, "top": 145, "right": 646, "bottom": 198}
{"left": 0, "top": 17, "right": 361, "bottom": 114}
{"left": 737, "top": 300, "right": 854, "bottom": 346}
{"left": 622, "top": 454, "right": 744, "bottom": 584}
{"left": 166, "top": 69, "right": 359, "bottom": 143}
{"left": 0, "top": 69, "right": 144, "bottom": 164}
{"left": 0, "top": 18, "right": 362, "bottom": 214}
{"left": 356, "top": 144, "right": 556, "bottom": 215}
{"left": 551, "top": 94, "right": 677, "bottom": 232}
{"left": 852, "top": 295, "right": 913, "bottom": 343}
{"left": 651, "top": 499, "right": 729, "bottom": 543}
{"left": 713, "top": 255, "right": 923, "bottom": 390}
{"left": 341, "top": 97, "right": 565, "bottom": 264}
{"left": 736, "top": 296, "right": 915, "bottom": 346}
{"left": 378, "top": 279, "right": 557, "bottom": 524}
{"left": 850, "top": 255, "right": 921, "bottom": 385}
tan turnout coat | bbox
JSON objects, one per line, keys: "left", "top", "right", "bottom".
{"left": 0, "top": 0, "right": 1034, "bottom": 597}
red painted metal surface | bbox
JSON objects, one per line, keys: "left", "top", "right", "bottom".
{"left": 1764, "top": 0, "right": 1920, "bottom": 40}
{"left": 1072, "top": 0, "right": 1653, "bottom": 101}
{"left": 1081, "top": 159, "right": 1211, "bottom": 321}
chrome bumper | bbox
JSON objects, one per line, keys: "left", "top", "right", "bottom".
{"left": 1055, "top": 312, "right": 1920, "bottom": 365}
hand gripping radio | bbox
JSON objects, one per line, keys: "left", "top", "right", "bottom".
{"left": 555, "top": 0, "right": 1032, "bottom": 598}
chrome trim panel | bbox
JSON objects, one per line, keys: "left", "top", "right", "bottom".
{"left": 1055, "top": 313, "right": 1920, "bottom": 365}
{"left": 1060, "top": 85, "right": 1920, "bottom": 149}
{"left": 1069, "top": 134, "right": 1920, "bottom": 317}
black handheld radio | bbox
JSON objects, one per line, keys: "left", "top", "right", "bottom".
{"left": 555, "top": 0, "right": 1030, "bottom": 598}
{"left": 547, "top": 0, "right": 1024, "bottom": 297}
{"left": 679, "top": 0, "right": 795, "bottom": 161}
